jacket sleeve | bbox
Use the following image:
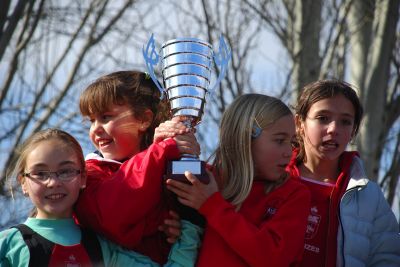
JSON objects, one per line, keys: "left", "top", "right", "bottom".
{"left": 349, "top": 156, "right": 400, "bottom": 266}
{"left": 99, "top": 220, "right": 203, "bottom": 267}
{"left": 75, "top": 138, "right": 180, "bottom": 250}
{"left": 369, "top": 182, "right": 400, "bottom": 267}
{"left": 198, "top": 183, "right": 310, "bottom": 267}
{"left": 164, "top": 220, "right": 203, "bottom": 267}
{"left": 0, "top": 228, "right": 30, "bottom": 267}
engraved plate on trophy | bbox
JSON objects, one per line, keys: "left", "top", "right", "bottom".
{"left": 143, "top": 35, "right": 231, "bottom": 184}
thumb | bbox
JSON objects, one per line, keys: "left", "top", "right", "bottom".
{"left": 205, "top": 169, "right": 218, "bottom": 187}
{"left": 184, "top": 171, "right": 199, "bottom": 185}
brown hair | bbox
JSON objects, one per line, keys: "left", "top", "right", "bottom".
{"left": 80, "top": 70, "right": 170, "bottom": 150}
{"left": 9, "top": 128, "right": 85, "bottom": 217}
{"left": 294, "top": 79, "right": 363, "bottom": 163}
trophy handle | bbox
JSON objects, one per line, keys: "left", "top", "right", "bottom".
{"left": 142, "top": 34, "right": 165, "bottom": 98}
{"left": 209, "top": 35, "right": 231, "bottom": 96}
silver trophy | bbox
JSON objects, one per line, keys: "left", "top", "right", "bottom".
{"left": 143, "top": 34, "right": 231, "bottom": 183}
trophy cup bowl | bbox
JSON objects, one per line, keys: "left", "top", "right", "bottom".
{"left": 143, "top": 35, "right": 231, "bottom": 184}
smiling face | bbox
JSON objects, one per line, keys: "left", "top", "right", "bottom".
{"left": 298, "top": 94, "right": 355, "bottom": 163}
{"left": 21, "top": 139, "right": 85, "bottom": 219}
{"left": 89, "top": 104, "right": 151, "bottom": 161}
{"left": 252, "top": 114, "right": 296, "bottom": 181}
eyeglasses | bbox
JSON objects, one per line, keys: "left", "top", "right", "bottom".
{"left": 23, "top": 168, "right": 81, "bottom": 183}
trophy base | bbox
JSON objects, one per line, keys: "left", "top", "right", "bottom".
{"left": 166, "top": 159, "right": 210, "bottom": 184}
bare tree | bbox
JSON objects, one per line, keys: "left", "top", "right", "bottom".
{"left": 0, "top": 0, "right": 141, "bottom": 194}
{"left": 244, "top": 0, "right": 400, "bottom": 208}
{"left": 2, "top": 0, "right": 397, "bottom": 226}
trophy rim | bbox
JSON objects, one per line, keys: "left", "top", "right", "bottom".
{"left": 162, "top": 38, "right": 212, "bottom": 48}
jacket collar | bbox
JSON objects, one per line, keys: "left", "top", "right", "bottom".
{"left": 346, "top": 155, "right": 369, "bottom": 190}
{"left": 85, "top": 151, "right": 122, "bottom": 165}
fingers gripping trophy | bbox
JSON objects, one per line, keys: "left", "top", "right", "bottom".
{"left": 143, "top": 34, "right": 231, "bottom": 184}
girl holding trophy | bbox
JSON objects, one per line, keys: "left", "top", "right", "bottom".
{"left": 166, "top": 94, "right": 311, "bottom": 267}
{"left": 74, "top": 70, "right": 201, "bottom": 264}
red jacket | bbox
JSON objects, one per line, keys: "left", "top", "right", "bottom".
{"left": 197, "top": 178, "right": 311, "bottom": 267}
{"left": 74, "top": 138, "right": 180, "bottom": 264}
{"left": 287, "top": 150, "right": 357, "bottom": 267}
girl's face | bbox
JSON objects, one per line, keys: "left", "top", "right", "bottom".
{"left": 89, "top": 104, "right": 150, "bottom": 161}
{"left": 252, "top": 114, "right": 295, "bottom": 181}
{"left": 21, "top": 139, "right": 85, "bottom": 219}
{"left": 298, "top": 94, "right": 355, "bottom": 162}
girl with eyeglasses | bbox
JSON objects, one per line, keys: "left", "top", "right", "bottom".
{"left": 0, "top": 128, "right": 202, "bottom": 267}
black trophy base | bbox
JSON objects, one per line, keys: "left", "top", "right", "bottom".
{"left": 166, "top": 159, "right": 210, "bottom": 184}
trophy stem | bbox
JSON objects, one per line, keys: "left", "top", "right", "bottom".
{"left": 176, "top": 115, "right": 199, "bottom": 160}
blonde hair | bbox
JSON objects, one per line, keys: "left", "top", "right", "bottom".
{"left": 8, "top": 128, "right": 84, "bottom": 217}
{"left": 212, "top": 94, "right": 292, "bottom": 207}
{"left": 79, "top": 70, "right": 170, "bottom": 150}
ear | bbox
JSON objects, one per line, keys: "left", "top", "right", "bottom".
{"left": 80, "top": 170, "right": 87, "bottom": 189}
{"left": 295, "top": 114, "right": 304, "bottom": 136}
{"left": 139, "top": 109, "right": 154, "bottom": 132}
{"left": 19, "top": 175, "right": 28, "bottom": 196}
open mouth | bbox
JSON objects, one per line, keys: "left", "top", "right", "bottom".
{"left": 97, "top": 139, "right": 112, "bottom": 148}
{"left": 322, "top": 140, "right": 339, "bottom": 149}
{"left": 45, "top": 193, "right": 66, "bottom": 200}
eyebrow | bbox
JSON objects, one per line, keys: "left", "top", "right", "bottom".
{"left": 28, "top": 160, "right": 77, "bottom": 169}
{"left": 315, "top": 109, "right": 354, "bottom": 117}
{"left": 272, "top": 132, "right": 291, "bottom": 136}
{"left": 59, "top": 160, "right": 78, "bottom": 166}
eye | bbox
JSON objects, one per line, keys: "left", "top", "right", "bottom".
{"left": 341, "top": 119, "right": 353, "bottom": 126}
{"left": 274, "top": 138, "right": 291, "bottom": 145}
{"left": 275, "top": 138, "right": 285, "bottom": 144}
{"left": 102, "top": 114, "right": 113, "bottom": 120}
{"left": 316, "top": 115, "right": 329, "bottom": 124}
{"left": 30, "top": 171, "right": 50, "bottom": 181}
{"left": 57, "top": 168, "right": 80, "bottom": 180}
{"left": 58, "top": 168, "right": 74, "bottom": 176}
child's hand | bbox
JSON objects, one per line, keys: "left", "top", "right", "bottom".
{"left": 166, "top": 169, "right": 218, "bottom": 210}
{"left": 174, "top": 132, "right": 201, "bottom": 157}
{"left": 158, "top": 210, "right": 182, "bottom": 244}
{"left": 153, "top": 117, "right": 191, "bottom": 143}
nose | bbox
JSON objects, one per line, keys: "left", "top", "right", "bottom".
{"left": 327, "top": 120, "right": 338, "bottom": 135}
{"left": 46, "top": 173, "right": 62, "bottom": 187}
{"left": 283, "top": 143, "right": 292, "bottom": 158}
{"left": 91, "top": 120, "right": 104, "bottom": 135}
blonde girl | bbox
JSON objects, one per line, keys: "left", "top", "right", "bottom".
{"left": 166, "top": 94, "right": 311, "bottom": 267}
{"left": 0, "top": 128, "right": 202, "bottom": 267}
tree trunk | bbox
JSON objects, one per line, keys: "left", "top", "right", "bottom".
{"left": 348, "top": 0, "right": 374, "bottom": 99}
{"left": 359, "top": 0, "right": 400, "bottom": 180}
{"left": 292, "top": 0, "right": 322, "bottom": 95}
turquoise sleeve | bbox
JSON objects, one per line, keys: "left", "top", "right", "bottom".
{"left": 164, "top": 220, "right": 203, "bottom": 267}
{"left": 98, "top": 235, "right": 160, "bottom": 267}
{"left": 0, "top": 228, "right": 30, "bottom": 267}
{"left": 99, "top": 220, "right": 203, "bottom": 267}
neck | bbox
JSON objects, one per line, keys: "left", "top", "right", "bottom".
{"left": 300, "top": 154, "right": 340, "bottom": 183}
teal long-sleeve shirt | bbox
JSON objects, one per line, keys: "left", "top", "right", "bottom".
{"left": 0, "top": 218, "right": 202, "bottom": 267}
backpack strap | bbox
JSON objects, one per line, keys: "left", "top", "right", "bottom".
{"left": 13, "top": 224, "right": 105, "bottom": 267}
{"left": 80, "top": 227, "right": 105, "bottom": 267}
{"left": 12, "top": 224, "right": 53, "bottom": 267}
